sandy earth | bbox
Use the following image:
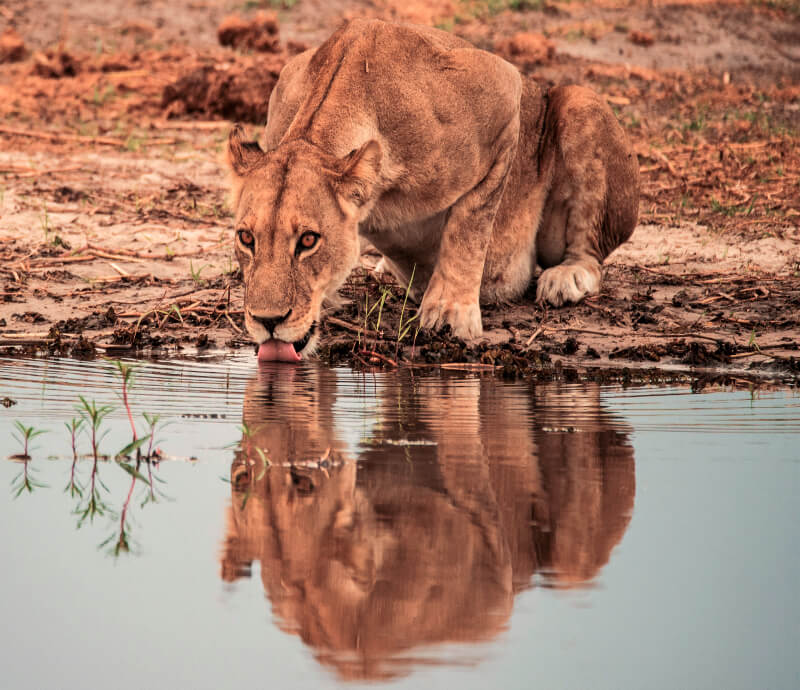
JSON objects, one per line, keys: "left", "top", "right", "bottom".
{"left": 0, "top": 0, "right": 798, "bottom": 381}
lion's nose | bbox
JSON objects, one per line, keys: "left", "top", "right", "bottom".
{"left": 252, "top": 309, "right": 292, "bottom": 336}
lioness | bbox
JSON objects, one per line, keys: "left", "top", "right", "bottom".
{"left": 227, "top": 19, "right": 639, "bottom": 361}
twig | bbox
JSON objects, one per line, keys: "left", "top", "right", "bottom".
{"left": 358, "top": 349, "right": 398, "bottom": 367}
{"left": 327, "top": 316, "right": 380, "bottom": 338}
{"left": 729, "top": 351, "right": 776, "bottom": 360}
{"left": 86, "top": 242, "right": 217, "bottom": 260}
{"left": 10, "top": 255, "right": 94, "bottom": 269}
{"left": 108, "top": 262, "right": 130, "bottom": 277}
{"left": 88, "top": 249, "right": 148, "bottom": 264}
{"left": 648, "top": 147, "right": 682, "bottom": 179}
{"left": 224, "top": 312, "right": 243, "bottom": 334}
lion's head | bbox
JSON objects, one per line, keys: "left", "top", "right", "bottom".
{"left": 227, "top": 125, "right": 382, "bottom": 361}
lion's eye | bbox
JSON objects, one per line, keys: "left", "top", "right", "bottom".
{"left": 295, "top": 231, "right": 320, "bottom": 258}
{"left": 237, "top": 229, "right": 254, "bottom": 250}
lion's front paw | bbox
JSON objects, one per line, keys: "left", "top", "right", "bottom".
{"left": 536, "top": 262, "right": 600, "bottom": 307}
{"left": 418, "top": 280, "right": 483, "bottom": 341}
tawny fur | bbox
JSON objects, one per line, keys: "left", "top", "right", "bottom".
{"left": 227, "top": 19, "right": 639, "bottom": 352}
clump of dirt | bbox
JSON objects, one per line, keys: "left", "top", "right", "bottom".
{"left": 32, "top": 49, "right": 81, "bottom": 78}
{"left": 161, "top": 53, "right": 287, "bottom": 123}
{"left": 628, "top": 30, "right": 655, "bottom": 48}
{"left": 0, "top": 28, "right": 26, "bottom": 64}
{"left": 494, "top": 32, "right": 555, "bottom": 68}
{"left": 162, "top": 13, "right": 307, "bottom": 122}
{"left": 218, "top": 12, "right": 281, "bottom": 53}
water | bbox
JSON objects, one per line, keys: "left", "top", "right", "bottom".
{"left": 0, "top": 356, "right": 798, "bottom": 690}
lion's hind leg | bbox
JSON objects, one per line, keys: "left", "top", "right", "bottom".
{"left": 535, "top": 193, "right": 603, "bottom": 307}
{"left": 534, "top": 84, "right": 638, "bottom": 307}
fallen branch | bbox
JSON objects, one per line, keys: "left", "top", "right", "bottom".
{"left": 327, "top": 316, "right": 381, "bottom": 338}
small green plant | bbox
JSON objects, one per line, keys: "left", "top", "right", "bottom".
{"left": 140, "top": 412, "right": 167, "bottom": 500}
{"left": 373, "top": 286, "right": 392, "bottom": 333}
{"left": 110, "top": 360, "right": 138, "bottom": 440}
{"left": 124, "top": 134, "right": 144, "bottom": 152}
{"left": 12, "top": 421, "right": 47, "bottom": 458}
{"left": 395, "top": 265, "right": 420, "bottom": 359}
{"left": 189, "top": 261, "right": 209, "bottom": 286}
{"left": 239, "top": 421, "right": 255, "bottom": 439}
{"left": 221, "top": 255, "right": 237, "bottom": 276}
{"left": 77, "top": 396, "right": 114, "bottom": 461}
{"left": 747, "top": 328, "right": 762, "bottom": 354}
{"left": 93, "top": 84, "right": 116, "bottom": 106}
{"left": 158, "top": 304, "right": 184, "bottom": 328}
{"left": 688, "top": 109, "right": 707, "bottom": 132}
{"left": 65, "top": 417, "right": 85, "bottom": 498}
{"left": 710, "top": 196, "right": 757, "bottom": 218}
{"left": 40, "top": 203, "right": 51, "bottom": 242}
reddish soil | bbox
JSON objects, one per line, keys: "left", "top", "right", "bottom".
{"left": 0, "top": 0, "right": 798, "bottom": 382}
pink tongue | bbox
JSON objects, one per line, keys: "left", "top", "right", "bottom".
{"left": 257, "top": 339, "right": 301, "bottom": 362}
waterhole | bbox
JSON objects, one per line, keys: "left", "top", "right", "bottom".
{"left": 1, "top": 356, "right": 798, "bottom": 689}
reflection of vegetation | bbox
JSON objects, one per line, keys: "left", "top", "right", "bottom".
{"left": 78, "top": 396, "right": 113, "bottom": 461}
{"left": 10, "top": 458, "right": 47, "bottom": 497}
{"left": 65, "top": 417, "right": 84, "bottom": 498}
{"left": 8, "top": 359, "right": 176, "bottom": 557}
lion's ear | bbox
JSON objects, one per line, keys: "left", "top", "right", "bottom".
{"left": 227, "top": 124, "right": 266, "bottom": 176}
{"left": 336, "top": 140, "right": 382, "bottom": 209}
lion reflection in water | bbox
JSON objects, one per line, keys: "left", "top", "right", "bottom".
{"left": 221, "top": 367, "right": 635, "bottom": 680}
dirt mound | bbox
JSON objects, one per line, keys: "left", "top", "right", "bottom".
{"left": 162, "top": 54, "right": 287, "bottom": 122}
{"left": 217, "top": 11, "right": 281, "bottom": 53}
{"left": 494, "top": 33, "right": 555, "bottom": 69}
{"left": 163, "top": 13, "right": 306, "bottom": 122}
{"left": 31, "top": 49, "right": 82, "bottom": 78}
{"left": 0, "top": 28, "right": 26, "bottom": 64}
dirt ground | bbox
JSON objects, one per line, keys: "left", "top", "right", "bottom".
{"left": 0, "top": 0, "right": 798, "bottom": 383}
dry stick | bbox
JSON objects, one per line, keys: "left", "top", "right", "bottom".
{"left": 327, "top": 316, "right": 381, "bottom": 339}
{"left": 86, "top": 242, "right": 219, "bottom": 260}
{"left": 729, "top": 351, "right": 776, "bottom": 360}
{"left": 525, "top": 326, "right": 546, "bottom": 346}
{"left": 11, "top": 255, "right": 95, "bottom": 269}
{"left": 224, "top": 312, "right": 243, "bottom": 334}
{"left": 358, "top": 350, "right": 398, "bottom": 367}
{"left": 88, "top": 249, "right": 149, "bottom": 264}
{"left": 108, "top": 262, "right": 130, "bottom": 277}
